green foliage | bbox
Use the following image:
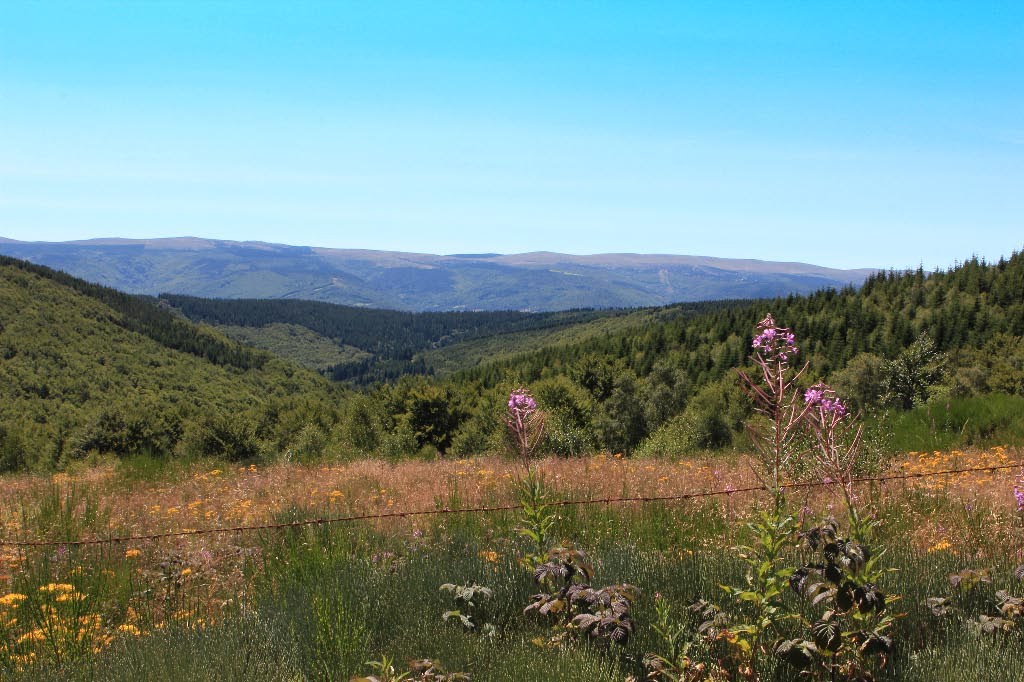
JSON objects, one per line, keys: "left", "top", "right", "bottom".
{"left": 720, "top": 510, "right": 799, "bottom": 666}
{"left": 0, "top": 423, "right": 26, "bottom": 473}
{"left": 441, "top": 251, "right": 1024, "bottom": 456}
{"left": 831, "top": 353, "right": 886, "bottom": 411}
{"left": 440, "top": 583, "right": 497, "bottom": 637}
{"left": 162, "top": 294, "right": 618, "bottom": 386}
{"left": 874, "top": 394, "right": 1024, "bottom": 453}
{"left": 525, "top": 548, "right": 639, "bottom": 647}
{"left": 514, "top": 470, "right": 559, "bottom": 568}
{"left": 219, "top": 322, "right": 372, "bottom": 372}
{"left": 643, "top": 595, "right": 732, "bottom": 681}
{"left": 881, "top": 333, "right": 947, "bottom": 409}
{"left": 785, "top": 519, "right": 895, "bottom": 680}
{"left": 0, "top": 257, "right": 344, "bottom": 468}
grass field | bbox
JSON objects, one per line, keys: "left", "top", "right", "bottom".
{"left": 1, "top": 447, "right": 1022, "bottom": 681}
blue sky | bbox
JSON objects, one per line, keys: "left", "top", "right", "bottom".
{"left": 1, "top": 1, "right": 1021, "bottom": 270}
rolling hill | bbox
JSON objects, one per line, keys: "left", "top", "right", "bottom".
{"left": 0, "top": 256, "right": 339, "bottom": 469}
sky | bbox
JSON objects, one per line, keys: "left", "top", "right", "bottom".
{"left": 0, "top": 2, "right": 1021, "bottom": 270}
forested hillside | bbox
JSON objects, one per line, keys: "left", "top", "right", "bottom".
{"left": 2, "top": 251, "right": 1022, "bottom": 471}
{"left": 339, "top": 252, "right": 1024, "bottom": 460}
{"left": 0, "top": 257, "right": 341, "bottom": 471}
{"left": 161, "top": 294, "right": 627, "bottom": 383}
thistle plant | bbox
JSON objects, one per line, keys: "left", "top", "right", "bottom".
{"left": 515, "top": 468, "right": 558, "bottom": 569}
{"left": 783, "top": 383, "right": 895, "bottom": 679}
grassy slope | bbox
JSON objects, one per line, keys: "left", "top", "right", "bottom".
{"left": 217, "top": 323, "right": 371, "bottom": 372}
{"left": 415, "top": 304, "right": 700, "bottom": 376}
{"left": 0, "top": 261, "right": 331, "bottom": 463}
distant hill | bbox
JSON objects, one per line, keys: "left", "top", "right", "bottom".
{"left": 0, "top": 255, "right": 337, "bottom": 469}
{"left": 160, "top": 294, "right": 626, "bottom": 384}
{"left": 0, "top": 237, "right": 876, "bottom": 312}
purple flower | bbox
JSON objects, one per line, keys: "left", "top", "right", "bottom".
{"left": 508, "top": 389, "right": 537, "bottom": 413}
{"left": 752, "top": 315, "right": 799, "bottom": 361}
{"left": 821, "top": 398, "right": 847, "bottom": 417}
{"left": 1015, "top": 484, "right": 1024, "bottom": 513}
{"left": 804, "top": 388, "right": 823, "bottom": 404}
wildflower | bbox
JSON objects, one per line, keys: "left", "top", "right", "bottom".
{"left": 751, "top": 315, "right": 799, "bottom": 363}
{"left": 927, "top": 540, "right": 953, "bottom": 553}
{"left": 56, "top": 591, "right": 86, "bottom": 603}
{"left": 125, "top": 548, "right": 142, "bottom": 559}
{"left": 38, "top": 583, "right": 75, "bottom": 594}
{"left": 17, "top": 629, "right": 47, "bottom": 644}
{"left": 0, "top": 593, "right": 27, "bottom": 607}
{"left": 1014, "top": 468, "right": 1024, "bottom": 512}
{"left": 508, "top": 389, "right": 537, "bottom": 413}
{"left": 118, "top": 623, "right": 141, "bottom": 636}
{"left": 804, "top": 387, "right": 823, "bottom": 404}
{"left": 479, "top": 550, "right": 499, "bottom": 563}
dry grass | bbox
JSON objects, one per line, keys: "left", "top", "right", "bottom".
{"left": 1, "top": 447, "right": 1020, "bottom": 603}
{"left": 2, "top": 447, "right": 1020, "bottom": 540}
{"left": 1, "top": 447, "right": 1021, "bottom": 676}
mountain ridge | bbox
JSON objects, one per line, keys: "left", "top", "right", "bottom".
{"left": 0, "top": 237, "right": 876, "bottom": 312}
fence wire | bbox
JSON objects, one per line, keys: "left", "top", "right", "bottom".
{"left": 0, "top": 462, "right": 1018, "bottom": 548}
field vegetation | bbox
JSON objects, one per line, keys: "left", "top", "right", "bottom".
{"left": 2, "top": 251, "right": 1024, "bottom": 678}
{"left": 3, "top": 309, "right": 1024, "bottom": 680}
{"left": 1, "top": 447, "right": 1020, "bottom": 680}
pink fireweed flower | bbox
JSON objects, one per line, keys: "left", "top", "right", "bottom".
{"left": 821, "top": 398, "right": 847, "bottom": 417}
{"left": 804, "top": 387, "right": 824, "bottom": 404}
{"left": 751, "top": 314, "right": 800, "bottom": 364}
{"left": 508, "top": 389, "right": 537, "bottom": 413}
{"left": 506, "top": 388, "right": 544, "bottom": 462}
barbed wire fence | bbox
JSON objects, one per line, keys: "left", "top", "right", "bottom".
{"left": 0, "top": 462, "right": 1019, "bottom": 549}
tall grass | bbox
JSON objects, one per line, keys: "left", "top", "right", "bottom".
{"left": 3, "top": 447, "right": 1022, "bottom": 682}
{"left": 872, "top": 394, "right": 1024, "bottom": 454}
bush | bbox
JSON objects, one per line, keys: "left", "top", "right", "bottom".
{"left": 0, "top": 423, "right": 26, "bottom": 472}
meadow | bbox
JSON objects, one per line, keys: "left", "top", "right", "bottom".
{"left": 3, "top": 306, "right": 1024, "bottom": 681}
{"left": 1, "top": 444, "right": 1021, "bottom": 681}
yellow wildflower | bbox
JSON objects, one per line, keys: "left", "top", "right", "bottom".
{"left": 17, "top": 629, "right": 47, "bottom": 644}
{"left": 125, "top": 548, "right": 142, "bottom": 559}
{"left": 0, "top": 593, "right": 27, "bottom": 607}
{"left": 39, "top": 583, "right": 75, "bottom": 594}
{"left": 56, "top": 591, "right": 86, "bottom": 603}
